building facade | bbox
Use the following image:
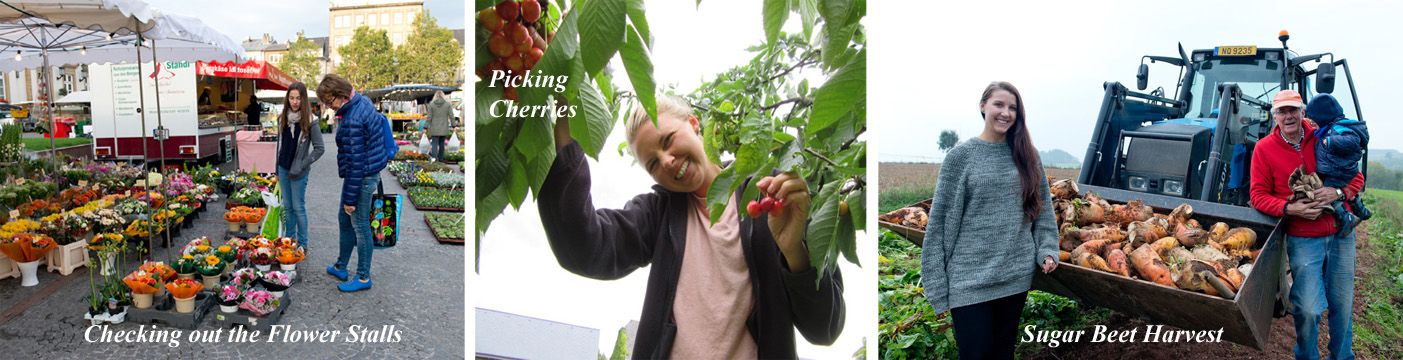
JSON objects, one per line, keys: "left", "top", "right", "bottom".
{"left": 327, "top": 0, "right": 424, "bottom": 67}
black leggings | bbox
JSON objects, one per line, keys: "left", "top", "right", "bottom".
{"left": 950, "top": 291, "right": 1028, "bottom": 360}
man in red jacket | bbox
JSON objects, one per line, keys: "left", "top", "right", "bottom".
{"left": 1250, "top": 89, "right": 1365, "bottom": 360}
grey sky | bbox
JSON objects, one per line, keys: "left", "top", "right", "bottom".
{"left": 144, "top": 0, "right": 464, "bottom": 42}
{"left": 872, "top": 0, "right": 1403, "bottom": 163}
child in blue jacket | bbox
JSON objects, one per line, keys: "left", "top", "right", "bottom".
{"left": 1305, "top": 93, "right": 1372, "bottom": 235}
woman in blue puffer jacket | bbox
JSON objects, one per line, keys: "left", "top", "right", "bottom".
{"left": 318, "top": 74, "right": 397, "bottom": 292}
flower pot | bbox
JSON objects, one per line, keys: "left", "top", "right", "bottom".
{"left": 17, "top": 260, "right": 40, "bottom": 287}
{"left": 245, "top": 222, "right": 260, "bottom": 233}
{"left": 227, "top": 222, "right": 241, "bottom": 232}
{"left": 174, "top": 296, "right": 196, "bottom": 313}
{"left": 270, "top": 290, "right": 284, "bottom": 299}
{"left": 202, "top": 274, "right": 220, "bottom": 290}
{"left": 99, "top": 252, "right": 116, "bottom": 277}
{"left": 177, "top": 273, "right": 195, "bottom": 281}
{"left": 132, "top": 293, "right": 153, "bottom": 309}
{"left": 255, "top": 264, "right": 271, "bottom": 272}
{"left": 279, "top": 263, "right": 296, "bottom": 271}
{"left": 219, "top": 304, "right": 237, "bottom": 313}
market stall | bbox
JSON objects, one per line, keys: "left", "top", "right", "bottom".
{"left": 363, "top": 84, "right": 459, "bottom": 132}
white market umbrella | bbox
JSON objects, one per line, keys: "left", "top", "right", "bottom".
{"left": 54, "top": 89, "right": 87, "bottom": 103}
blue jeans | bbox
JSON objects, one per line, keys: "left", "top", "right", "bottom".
{"left": 430, "top": 136, "right": 447, "bottom": 160}
{"left": 335, "top": 175, "right": 379, "bottom": 280}
{"left": 277, "top": 167, "right": 310, "bottom": 250}
{"left": 1286, "top": 233, "right": 1356, "bottom": 360}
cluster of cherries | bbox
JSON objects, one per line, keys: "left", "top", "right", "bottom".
{"left": 479, "top": 0, "right": 548, "bottom": 101}
{"left": 746, "top": 193, "right": 784, "bottom": 218}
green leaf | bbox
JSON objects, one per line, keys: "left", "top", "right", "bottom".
{"left": 707, "top": 166, "right": 739, "bottom": 224}
{"left": 524, "top": 6, "right": 581, "bottom": 107}
{"left": 507, "top": 150, "right": 529, "bottom": 208}
{"left": 620, "top": 25, "right": 657, "bottom": 126}
{"left": 475, "top": 146, "right": 510, "bottom": 202}
{"left": 595, "top": 70, "right": 616, "bottom": 105}
{"left": 524, "top": 141, "right": 557, "bottom": 198}
{"left": 839, "top": 210, "right": 859, "bottom": 267}
{"left": 572, "top": 77, "right": 616, "bottom": 159}
{"left": 511, "top": 116, "right": 552, "bottom": 159}
{"left": 579, "top": 0, "right": 627, "bottom": 75}
{"left": 795, "top": 0, "right": 818, "bottom": 40}
{"left": 763, "top": 0, "right": 789, "bottom": 48}
{"left": 625, "top": 0, "right": 652, "bottom": 49}
{"left": 806, "top": 179, "right": 849, "bottom": 282}
{"left": 807, "top": 49, "right": 865, "bottom": 133}
{"left": 475, "top": 84, "right": 505, "bottom": 155}
{"left": 772, "top": 130, "right": 796, "bottom": 143}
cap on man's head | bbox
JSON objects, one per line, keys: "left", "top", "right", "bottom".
{"left": 1272, "top": 90, "right": 1304, "bottom": 112}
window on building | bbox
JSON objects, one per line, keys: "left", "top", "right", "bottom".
{"left": 394, "top": 12, "right": 403, "bottom": 25}
{"left": 355, "top": 15, "right": 364, "bottom": 25}
{"left": 369, "top": 14, "right": 377, "bottom": 26}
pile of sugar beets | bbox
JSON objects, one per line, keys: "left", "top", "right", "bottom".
{"left": 1050, "top": 178, "right": 1258, "bottom": 299}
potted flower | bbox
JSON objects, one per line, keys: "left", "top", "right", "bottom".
{"left": 261, "top": 271, "right": 291, "bottom": 298}
{"left": 121, "top": 270, "right": 161, "bottom": 309}
{"left": 172, "top": 254, "right": 199, "bottom": 280}
{"left": 164, "top": 278, "right": 204, "bottom": 313}
{"left": 87, "top": 233, "right": 125, "bottom": 276}
{"left": 197, "top": 255, "right": 225, "bottom": 290}
{"left": 217, "top": 285, "right": 242, "bottom": 313}
{"left": 181, "top": 237, "right": 214, "bottom": 258}
{"left": 274, "top": 236, "right": 298, "bottom": 250}
{"left": 243, "top": 208, "right": 266, "bottom": 233}
{"left": 247, "top": 236, "right": 273, "bottom": 249}
{"left": 239, "top": 289, "right": 280, "bottom": 316}
{"left": 277, "top": 246, "right": 305, "bottom": 271}
{"left": 0, "top": 233, "right": 58, "bottom": 287}
{"left": 215, "top": 245, "right": 238, "bottom": 274}
{"left": 223, "top": 210, "right": 244, "bottom": 232}
{"left": 230, "top": 268, "right": 261, "bottom": 291}
{"left": 249, "top": 247, "right": 275, "bottom": 272}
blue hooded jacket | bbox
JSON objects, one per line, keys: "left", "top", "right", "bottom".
{"left": 1306, "top": 93, "right": 1369, "bottom": 187}
{"left": 334, "top": 93, "right": 396, "bottom": 206}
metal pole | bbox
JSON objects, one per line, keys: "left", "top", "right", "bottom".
{"left": 134, "top": 32, "right": 156, "bottom": 258}
{"left": 41, "top": 47, "right": 54, "bottom": 169}
{"left": 149, "top": 39, "right": 171, "bottom": 256}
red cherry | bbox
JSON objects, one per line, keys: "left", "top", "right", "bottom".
{"left": 504, "top": 87, "right": 519, "bottom": 101}
{"left": 509, "top": 22, "right": 531, "bottom": 46}
{"left": 770, "top": 199, "right": 783, "bottom": 216}
{"left": 746, "top": 201, "right": 762, "bottom": 218}
{"left": 488, "top": 31, "right": 514, "bottom": 58}
{"left": 521, "top": 0, "right": 542, "bottom": 23}
{"left": 759, "top": 197, "right": 774, "bottom": 211}
{"left": 525, "top": 48, "right": 544, "bottom": 68}
{"left": 479, "top": 8, "right": 504, "bottom": 31}
{"left": 496, "top": 0, "right": 520, "bottom": 21}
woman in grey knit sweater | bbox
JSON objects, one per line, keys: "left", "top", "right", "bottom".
{"left": 922, "top": 81, "right": 1060, "bottom": 359}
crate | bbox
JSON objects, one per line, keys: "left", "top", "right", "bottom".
{"left": 0, "top": 254, "right": 18, "bottom": 280}
{"left": 210, "top": 292, "right": 292, "bottom": 332}
{"left": 127, "top": 293, "right": 215, "bottom": 330}
{"left": 46, "top": 240, "right": 88, "bottom": 276}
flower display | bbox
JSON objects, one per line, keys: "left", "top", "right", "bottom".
{"left": 239, "top": 289, "right": 280, "bottom": 316}
{"left": 181, "top": 237, "right": 214, "bottom": 257}
{"left": 277, "top": 246, "right": 305, "bottom": 265}
{"left": 0, "top": 219, "right": 41, "bottom": 239}
{"left": 122, "top": 270, "right": 161, "bottom": 294}
{"left": 197, "top": 255, "right": 225, "bottom": 276}
{"left": 247, "top": 236, "right": 273, "bottom": 249}
{"left": 139, "top": 261, "right": 175, "bottom": 281}
{"left": 261, "top": 271, "right": 291, "bottom": 291}
{"left": 249, "top": 246, "right": 275, "bottom": 266}
{"left": 215, "top": 244, "right": 238, "bottom": 263}
{"left": 0, "top": 233, "right": 57, "bottom": 262}
{"left": 274, "top": 236, "right": 298, "bottom": 249}
{"left": 123, "top": 219, "right": 151, "bottom": 238}
{"left": 231, "top": 268, "right": 261, "bottom": 289}
{"left": 218, "top": 285, "right": 243, "bottom": 306}
{"left": 164, "top": 278, "right": 204, "bottom": 299}
{"left": 173, "top": 254, "right": 199, "bottom": 275}
{"left": 87, "top": 233, "right": 125, "bottom": 252}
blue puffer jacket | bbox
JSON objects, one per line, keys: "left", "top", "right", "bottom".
{"left": 1307, "top": 94, "right": 1370, "bottom": 187}
{"left": 335, "top": 93, "right": 395, "bottom": 206}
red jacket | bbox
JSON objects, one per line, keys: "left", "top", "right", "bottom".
{"left": 1249, "top": 121, "right": 1365, "bottom": 237}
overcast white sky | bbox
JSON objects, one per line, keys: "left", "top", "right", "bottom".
{"left": 872, "top": 0, "right": 1403, "bottom": 163}
{"left": 475, "top": 1, "right": 874, "bottom": 358}
{"left": 145, "top": 0, "right": 464, "bottom": 43}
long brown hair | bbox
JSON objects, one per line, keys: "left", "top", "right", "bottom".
{"left": 981, "top": 81, "right": 1044, "bottom": 223}
{"left": 279, "top": 82, "right": 312, "bottom": 133}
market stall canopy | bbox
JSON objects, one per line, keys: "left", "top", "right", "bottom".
{"left": 197, "top": 60, "right": 293, "bottom": 91}
{"left": 363, "top": 84, "right": 459, "bottom": 102}
{"left": 0, "top": 0, "right": 158, "bottom": 34}
{"left": 0, "top": 1, "right": 243, "bottom": 72}
{"left": 256, "top": 89, "right": 317, "bottom": 104}
{"left": 55, "top": 89, "right": 89, "bottom": 103}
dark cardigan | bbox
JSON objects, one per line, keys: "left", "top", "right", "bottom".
{"left": 538, "top": 142, "right": 845, "bottom": 359}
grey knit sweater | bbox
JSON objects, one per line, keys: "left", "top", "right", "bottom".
{"left": 921, "top": 137, "right": 1059, "bottom": 313}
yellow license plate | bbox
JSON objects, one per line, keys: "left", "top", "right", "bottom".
{"left": 1215, "top": 46, "right": 1257, "bottom": 56}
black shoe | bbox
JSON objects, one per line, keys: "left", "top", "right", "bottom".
{"left": 1351, "top": 196, "right": 1372, "bottom": 221}
{"left": 1338, "top": 209, "right": 1360, "bottom": 237}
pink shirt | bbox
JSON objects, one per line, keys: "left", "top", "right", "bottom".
{"left": 669, "top": 195, "right": 757, "bottom": 359}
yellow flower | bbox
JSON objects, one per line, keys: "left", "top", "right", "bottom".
{"left": 218, "top": 245, "right": 231, "bottom": 253}
{"left": 196, "top": 245, "right": 209, "bottom": 253}
{"left": 182, "top": 254, "right": 193, "bottom": 260}
{"left": 204, "top": 256, "right": 220, "bottom": 266}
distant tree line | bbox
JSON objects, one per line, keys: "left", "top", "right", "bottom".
{"left": 1367, "top": 161, "right": 1403, "bottom": 191}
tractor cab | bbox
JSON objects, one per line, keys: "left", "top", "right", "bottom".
{"left": 1079, "top": 31, "right": 1364, "bottom": 207}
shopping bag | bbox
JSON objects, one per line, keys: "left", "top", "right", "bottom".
{"left": 417, "top": 134, "right": 431, "bottom": 153}
{"left": 446, "top": 132, "right": 461, "bottom": 152}
{"left": 371, "top": 180, "right": 400, "bottom": 249}
{"left": 260, "top": 185, "right": 283, "bottom": 238}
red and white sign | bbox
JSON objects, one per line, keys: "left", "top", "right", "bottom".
{"left": 196, "top": 60, "right": 294, "bottom": 90}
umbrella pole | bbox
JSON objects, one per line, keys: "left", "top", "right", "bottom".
{"left": 150, "top": 39, "right": 171, "bottom": 258}
{"left": 135, "top": 33, "right": 155, "bottom": 259}
{"left": 41, "top": 47, "right": 54, "bottom": 170}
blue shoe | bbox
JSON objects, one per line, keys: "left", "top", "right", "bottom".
{"left": 338, "top": 277, "right": 372, "bottom": 292}
{"left": 326, "top": 265, "right": 348, "bottom": 282}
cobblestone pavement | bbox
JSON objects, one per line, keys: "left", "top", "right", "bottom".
{"left": 0, "top": 133, "right": 466, "bottom": 358}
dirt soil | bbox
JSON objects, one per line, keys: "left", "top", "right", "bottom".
{"left": 1027, "top": 222, "right": 1378, "bottom": 360}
